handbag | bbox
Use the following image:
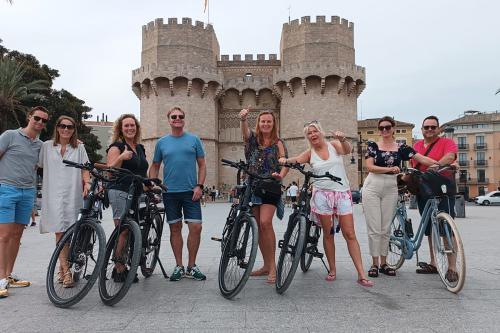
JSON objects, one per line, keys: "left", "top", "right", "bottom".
{"left": 254, "top": 179, "right": 282, "bottom": 202}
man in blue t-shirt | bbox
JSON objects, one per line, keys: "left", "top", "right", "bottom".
{"left": 149, "top": 106, "right": 207, "bottom": 281}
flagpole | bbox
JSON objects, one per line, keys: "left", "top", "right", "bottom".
{"left": 208, "top": 0, "right": 210, "bottom": 24}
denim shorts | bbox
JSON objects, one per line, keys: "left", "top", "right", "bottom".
{"left": 107, "top": 189, "right": 128, "bottom": 220}
{"left": 0, "top": 184, "right": 36, "bottom": 225}
{"left": 163, "top": 191, "right": 202, "bottom": 224}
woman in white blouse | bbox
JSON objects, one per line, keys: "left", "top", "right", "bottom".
{"left": 39, "top": 116, "right": 90, "bottom": 288}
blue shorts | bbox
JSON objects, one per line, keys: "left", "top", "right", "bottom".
{"left": 163, "top": 191, "right": 202, "bottom": 224}
{"left": 0, "top": 184, "right": 36, "bottom": 225}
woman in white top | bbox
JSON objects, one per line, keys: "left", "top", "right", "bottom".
{"left": 39, "top": 116, "right": 90, "bottom": 288}
{"left": 280, "top": 121, "right": 373, "bottom": 287}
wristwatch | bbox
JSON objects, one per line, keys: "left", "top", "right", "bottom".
{"left": 196, "top": 184, "right": 204, "bottom": 190}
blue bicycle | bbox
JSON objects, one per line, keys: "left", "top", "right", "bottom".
{"left": 387, "top": 166, "right": 466, "bottom": 293}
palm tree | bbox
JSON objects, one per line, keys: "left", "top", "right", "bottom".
{"left": 0, "top": 56, "right": 48, "bottom": 132}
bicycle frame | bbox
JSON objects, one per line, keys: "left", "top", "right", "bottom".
{"left": 390, "top": 194, "right": 452, "bottom": 260}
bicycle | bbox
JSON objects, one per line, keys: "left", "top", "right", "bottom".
{"left": 46, "top": 160, "right": 109, "bottom": 308}
{"left": 276, "top": 162, "right": 342, "bottom": 294}
{"left": 98, "top": 167, "right": 166, "bottom": 306}
{"left": 213, "top": 159, "right": 275, "bottom": 299}
{"left": 387, "top": 165, "right": 466, "bottom": 293}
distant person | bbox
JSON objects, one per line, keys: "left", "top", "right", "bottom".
{"left": 363, "top": 116, "right": 437, "bottom": 278}
{"left": 239, "top": 107, "right": 288, "bottom": 284}
{"left": 149, "top": 106, "right": 207, "bottom": 281}
{"left": 288, "top": 181, "right": 299, "bottom": 205}
{"left": 412, "top": 115, "right": 458, "bottom": 280}
{"left": 281, "top": 120, "right": 373, "bottom": 287}
{"left": 39, "top": 115, "right": 90, "bottom": 288}
{"left": 0, "top": 106, "right": 49, "bottom": 298}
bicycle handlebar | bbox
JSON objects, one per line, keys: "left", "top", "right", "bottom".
{"left": 104, "top": 166, "right": 168, "bottom": 192}
{"left": 221, "top": 159, "right": 276, "bottom": 181}
{"left": 282, "top": 162, "right": 343, "bottom": 184}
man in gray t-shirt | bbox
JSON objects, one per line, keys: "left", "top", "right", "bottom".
{"left": 0, "top": 106, "right": 48, "bottom": 298}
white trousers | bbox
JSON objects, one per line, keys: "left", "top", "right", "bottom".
{"left": 362, "top": 173, "right": 398, "bottom": 257}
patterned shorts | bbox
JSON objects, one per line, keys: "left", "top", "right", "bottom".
{"left": 310, "top": 188, "right": 353, "bottom": 223}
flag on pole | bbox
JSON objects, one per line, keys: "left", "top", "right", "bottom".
{"left": 204, "top": 0, "right": 208, "bottom": 13}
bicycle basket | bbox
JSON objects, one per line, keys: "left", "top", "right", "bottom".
{"left": 419, "top": 169, "right": 456, "bottom": 197}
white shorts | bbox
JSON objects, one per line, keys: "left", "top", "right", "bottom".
{"left": 310, "top": 188, "right": 353, "bottom": 223}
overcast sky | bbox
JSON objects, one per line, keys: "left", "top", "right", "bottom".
{"left": 1, "top": 0, "right": 499, "bottom": 132}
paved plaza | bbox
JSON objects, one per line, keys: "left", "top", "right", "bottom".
{"left": 2, "top": 203, "right": 500, "bottom": 332}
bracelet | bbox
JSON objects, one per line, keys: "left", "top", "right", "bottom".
{"left": 240, "top": 118, "right": 247, "bottom": 122}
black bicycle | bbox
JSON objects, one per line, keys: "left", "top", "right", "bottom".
{"left": 276, "top": 162, "right": 342, "bottom": 294}
{"left": 46, "top": 160, "right": 109, "bottom": 308}
{"left": 98, "top": 167, "right": 166, "bottom": 306}
{"left": 213, "top": 159, "right": 275, "bottom": 299}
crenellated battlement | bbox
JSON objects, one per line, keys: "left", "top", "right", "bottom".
{"left": 218, "top": 54, "right": 280, "bottom": 67}
{"left": 282, "top": 15, "right": 354, "bottom": 31}
{"left": 142, "top": 17, "right": 214, "bottom": 35}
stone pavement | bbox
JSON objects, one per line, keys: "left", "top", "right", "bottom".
{"left": 2, "top": 203, "right": 500, "bottom": 332}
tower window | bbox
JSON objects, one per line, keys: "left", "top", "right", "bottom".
{"left": 244, "top": 73, "right": 252, "bottom": 82}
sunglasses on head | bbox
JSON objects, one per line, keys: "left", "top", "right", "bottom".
{"left": 378, "top": 125, "right": 392, "bottom": 131}
{"left": 170, "top": 114, "right": 185, "bottom": 120}
{"left": 33, "top": 115, "right": 49, "bottom": 124}
{"left": 423, "top": 125, "right": 438, "bottom": 130}
{"left": 57, "top": 123, "right": 75, "bottom": 130}
{"left": 304, "top": 120, "right": 318, "bottom": 127}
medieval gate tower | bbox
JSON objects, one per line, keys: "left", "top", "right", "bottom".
{"left": 132, "top": 16, "right": 366, "bottom": 189}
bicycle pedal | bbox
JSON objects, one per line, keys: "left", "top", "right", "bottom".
{"left": 211, "top": 236, "right": 222, "bottom": 242}
{"left": 313, "top": 251, "right": 324, "bottom": 259}
{"left": 278, "top": 240, "right": 284, "bottom": 248}
{"left": 239, "top": 261, "right": 249, "bottom": 269}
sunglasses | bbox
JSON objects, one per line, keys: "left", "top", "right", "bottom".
{"left": 57, "top": 124, "right": 75, "bottom": 130}
{"left": 304, "top": 120, "right": 319, "bottom": 127}
{"left": 423, "top": 125, "right": 438, "bottom": 130}
{"left": 378, "top": 125, "right": 392, "bottom": 131}
{"left": 170, "top": 114, "right": 185, "bottom": 120}
{"left": 33, "top": 115, "right": 49, "bottom": 124}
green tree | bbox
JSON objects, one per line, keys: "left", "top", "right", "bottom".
{"left": 0, "top": 56, "right": 48, "bottom": 132}
{"left": 0, "top": 41, "right": 102, "bottom": 161}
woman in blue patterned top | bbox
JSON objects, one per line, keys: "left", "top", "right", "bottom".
{"left": 363, "top": 116, "right": 437, "bottom": 278}
{"left": 239, "top": 108, "right": 288, "bottom": 284}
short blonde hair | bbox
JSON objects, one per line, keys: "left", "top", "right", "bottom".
{"left": 303, "top": 121, "right": 326, "bottom": 147}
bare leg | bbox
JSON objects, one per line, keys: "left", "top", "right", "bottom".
{"left": 169, "top": 222, "right": 183, "bottom": 267}
{"left": 250, "top": 206, "right": 269, "bottom": 275}
{"left": 258, "top": 204, "right": 277, "bottom": 282}
{"left": 187, "top": 223, "right": 202, "bottom": 268}
{"left": 318, "top": 215, "right": 336, "bottom": 276}
{"left": 338, "top": 214, "right": 369, "bottom": 281}
{"left": 6, "top": 224, "right": 25, "bottom": 276}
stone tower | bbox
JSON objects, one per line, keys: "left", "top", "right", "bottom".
{"left": 132, "top": 16, "right": 366, "bottom": 190}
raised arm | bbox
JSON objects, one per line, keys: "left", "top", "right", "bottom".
{"left": 330, "top": 130, "right": 351, "bottom": 155}
{"left": 279, "top": 149, "right": 311, "bottom": 165}
{"left": 239, "top": 108, "right": 251, "bottom": 142}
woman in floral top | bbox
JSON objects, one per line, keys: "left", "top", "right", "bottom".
{"left": 239, "top": 108, "right": 288, "bottom": 284}
{"left": 363, "top": 116, "right": 437, "bottom": 278}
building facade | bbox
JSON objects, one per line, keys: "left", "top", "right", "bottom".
{"left": 132, "top": 16, "right": 366, "bottom": 189}
{"left": 84, "top": 119, "right": 114, "bottom": 162}
{"left": 444, "top": 110, "right": 500, "bottom": 199}
{"left": 357, "top": 118, "right": 414, "bottom": 186}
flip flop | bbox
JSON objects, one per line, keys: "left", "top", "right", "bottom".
{"left": 416, "top": 263, "right": 438, "bottom": 274}
{"left": 325, "top": 272, "right": 336, "bottom": 282}
{"left": 357, "top": 278, "right": 374, "bottom": 288}
{"left": 266, "top": 274, "right": 276, "bottom": 284}
{"left": 250, "top": 268, "right": 269, "bottom": 277}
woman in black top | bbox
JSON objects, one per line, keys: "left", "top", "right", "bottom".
{"left": 362, "top": 116, "right": 437, "bottom": 278}
{"left": 106, "top": 114, "right": 148, "bottom": 282}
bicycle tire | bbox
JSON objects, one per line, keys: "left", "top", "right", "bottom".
{"left": 300, "top": 221, "right": 319, "bottom": 272}
{"left": 140, "top": 212, "right": 163, "bottom": 277}
{"left": 99, "top": 218, "right": 142, "bottom": 306}
{"left": 46, "top": 219, "right": 106, "bottom": 308}
{"left": 386, "top": 215, "right": 406, "bottom": 270}
{"left": 276, "top": 214, "right": 306, "bottom": 294}
{"left": 218, "top": 214, "right": 258, "bottom": 299}
{"left": 431, "top": 212, "right": 466, "bottom": 293}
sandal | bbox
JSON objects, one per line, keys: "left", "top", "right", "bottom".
{"left": 62, "top": 271, "right": 74, "bottom": 288}
{"left": 357, "top": 278, "right": 374, "bottom": 288}
{"left": 57, "top": 266, "right": 64, "bottom": 284}
{"left": 266, "top": 274, "right": 276, "bottom": 284}
{"left": 445, "top": 269, "right": 459, "bottom": 283}
{"left": 368, "top": 265, "right": 379, "bottom": 278}
{"left": 416, "top": 262, "right": 438, "bottom": 274}
{"left": 325, "top": 272, "right": 336, "bottom": 282}
{"left": 250, "top": 267, "right": 269, "bottom": 277}
{"left": 379, "top": 264, "right": 396, "bottom": 276}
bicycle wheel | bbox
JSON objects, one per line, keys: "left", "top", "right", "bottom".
{"left": 386, "top": 215, "right": 406, "bottom": 270}
{"left": 431, "top": 212, "right": 466, "bottom": 293}
{"left": 99, "top": 218, "right": 142, "bottom": 306}
{"left": 300, "top": 221, "right": 319, "bottom": 272}
{"left": 46, "top": 219, "right": 106, "bottom": 308}
{"left": 218, "top": 214, "right": 258, "bottom": 299}
{"left": 140, "top": 212, "right": 163, "bottom": 278}
{"left": 276, "top": 214, "right": 306, "bottom": 294}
